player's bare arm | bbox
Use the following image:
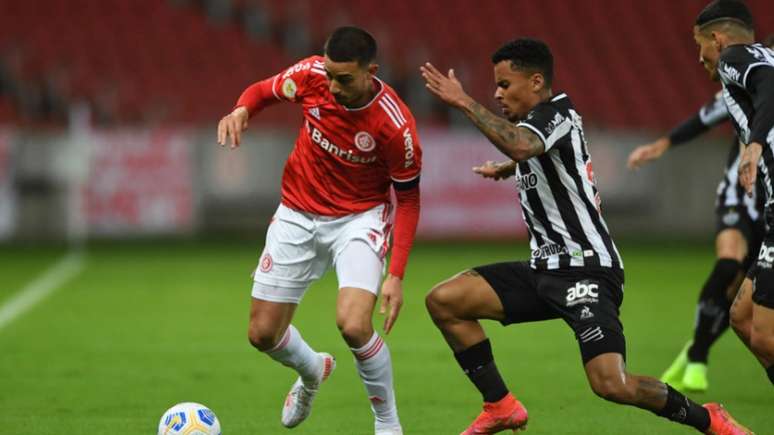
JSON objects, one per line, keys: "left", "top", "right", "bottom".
{"left": 217, "top": 106, "right": 249, "bottom": 149}
{"left": 627, "top": 137, "right": 671, "bottom": 170}
{"left": 472, "top": 160, "right": 517, "bottom": 180}
{"left": 739, "top": 141, "right": 763, "bottom": 195}
{"left": 420, "top": 62, "right": 544, "bottom": 161}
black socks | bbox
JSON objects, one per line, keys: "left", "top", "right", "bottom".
{"left": 454, "top": 339, "right": 509, "bottom": 403}
{"left": 688, "top": 259, "right": 741, "bottom": 362}
{"left": 655, "top": 384, "right": 711, "bottom": 431}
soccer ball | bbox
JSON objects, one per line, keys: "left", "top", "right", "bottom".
{"left": 157, "top": 402, "right": 222, "bottom": 435}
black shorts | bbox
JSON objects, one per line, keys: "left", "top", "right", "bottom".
{"left": 716, "top": 206, "right": 765, "bottom": 270}
{"left": 474, "top": 262, "right": 626, "bottom": 364}
{"left": 746, "top": 240, "right": 774, "bottom": 309}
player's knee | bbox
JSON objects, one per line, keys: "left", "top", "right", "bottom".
{"left": 247, "top": 322, "right": 283, "bottom": 352}
{"left": 336, "top": 316, "right": 372, "bottom": 345}
{"left": 589, "top": 374, "right": 631, "bottom": 404}
{"left": 425, "top": 283, "right": 459, "bottom": 322}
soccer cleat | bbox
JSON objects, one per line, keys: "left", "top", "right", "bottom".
{"left": 460, "top": 393, "right": 528, "bottom": 435}
{"left": 703, "top": 403, "right": 754, "bottom": 435}
{"left": 661, "top": 341, "right": 691, "bottom": 390}
{"left": 281, "top": 352, "right": 336, "bottom": 428}
{"left": 683, "top": 362, "right": 709, "bottom": 392}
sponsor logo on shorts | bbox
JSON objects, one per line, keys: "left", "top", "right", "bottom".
{"left": 722, "top": 209, "right": 740, "bottom": 226}
{"left": 260, "top": 253, "right": 273, "bottom": 273}
{"left": 579, "top": 326, "right": 604, "bottom": 343}
{"left": 580, "top": 305, "right": 595, "bottom": 320}
{"left": 532, "top": 243, "right": 568, "bottom": 259}
{"left": 566, "top": 281, "right": 599, "bottom": 307}
{"left": 354, "top": 131, "right": 376, "bottom": 152}
{"left": 757, "top": 243, "right": 774, "bottom": 268}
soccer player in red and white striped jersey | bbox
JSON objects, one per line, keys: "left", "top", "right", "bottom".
{"left": 217, "top": 27, "right": 420, "bottom": 435}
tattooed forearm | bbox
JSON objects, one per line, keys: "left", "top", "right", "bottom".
{"left": 461, "top": 100, "right": 544, "bottom": 161}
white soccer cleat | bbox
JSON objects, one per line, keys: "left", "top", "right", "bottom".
{"left": 375, "top": 426, "right": 403, "bottom": 435}
{"left": 281, "top": 352, "right": 335, "bottom": 428}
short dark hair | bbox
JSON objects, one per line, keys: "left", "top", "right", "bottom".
{"left": 696, "top": 0, "right": 753, "bottom": 30}
{"left": 491, "top": 38, "right": 554, "bottom": 87}
{"left": 765, "top": 34, "right": 774, "bottom": 48}
{"left": 324, "top": 26, "right": 377, "bottom": 66}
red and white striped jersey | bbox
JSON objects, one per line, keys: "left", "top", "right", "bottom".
{"left": 243, "top": 55, "right": 422, "bottom": 217}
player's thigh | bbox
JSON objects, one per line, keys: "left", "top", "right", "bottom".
{"left": 537, "top": 268, "right": 627, "bottom": 365}
{"left": 334, "top": 239, "right": 384, "bottom": 297}
{"left": 731, "top": 277, "right": 755, "bottom": 328}
{"left": 750, "top": 262, "right": 774, "bottom": 355}
{"left": 334, "top": 241, "right": 381, "bottom": 336}
{"left": 715, "top": 227, "right": 748, "bottom": 262}
{"left": 750, "top": 303, "right": 774, "bottom": 358}
{"left": 252, "top": 205, "right": 328, "bottom": 304}
{"left": 426, "top": 270, "right": 506, "bottom": 321}
{"left": 431, "top": 262, "right": 553, "bottom": 323}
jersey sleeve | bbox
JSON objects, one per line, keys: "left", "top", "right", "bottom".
{"left": 669, "top": 92, "right": 728, "bottom": 146}
{"left": 235, "top": 56, "right": 326, "bottom": 115}
{"left": 385, "top": 122, "right": 422, "bottom": 190}
{"left": 718, "top": 45, "right": 774, "bottom": 89}
{"left": 748, "top": 66, "right": 774, "bottom": 146}
{"left": 516, "top": 103, "right": 571, "bottom": 152}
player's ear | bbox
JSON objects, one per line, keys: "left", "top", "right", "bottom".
{"left": 368, "top": 63, "right": 379, "bottom": 77}
{"left": 530, "top": 73, "right": 545, "bottom": 92}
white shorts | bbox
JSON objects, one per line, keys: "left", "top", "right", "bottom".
{"left": 251, "top": 203, "right": 392, "bottom": 303}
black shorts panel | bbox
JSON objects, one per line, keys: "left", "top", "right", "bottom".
{"left": 747, "top": 240, "right": 774, "bottom": 309}
{"left": 474, "top": 262, "right": 626, "bottom": 363}
{"left": 716, "top": 206, "right": 765, "bottom": 270}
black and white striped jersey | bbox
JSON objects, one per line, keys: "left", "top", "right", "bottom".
{"left": 693, "top": 92, "right": 765, "bottom": 217}
{"left": 515, "top": 93, "right": 622, "bottom": 270}
{"left": 717, "top": 43, "right": 774, "bottom": 223}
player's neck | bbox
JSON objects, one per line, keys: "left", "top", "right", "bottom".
{"left": 346, "top": 79, "right": 379, "bottom": 109}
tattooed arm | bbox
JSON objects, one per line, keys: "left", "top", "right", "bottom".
{"left": 420, "top": 62, "right": 544, "bottom": 161}
{"left": 460, "top": 100, "right": 545, "bottom": 161}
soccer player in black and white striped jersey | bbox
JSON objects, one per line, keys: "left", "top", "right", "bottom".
{"left": 626, "top": 36, "right": 773, "bottom": 393}
{"left": 421, "top": 38, "right": 751, "bottom": 434}
{"left": 692, "top": 0, "right": 774, "bottom": 392}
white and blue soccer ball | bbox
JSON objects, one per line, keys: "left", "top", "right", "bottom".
{"left": 157, "top": 402, "right": 222, "bottom": 435}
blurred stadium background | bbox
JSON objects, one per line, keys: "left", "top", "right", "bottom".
{"left": 1, "top": 1, "right": 773, "bottom": 434}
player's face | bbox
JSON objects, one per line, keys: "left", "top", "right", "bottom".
{"left": 693, "top": 26, "right": 721, "bottom": 81}
{"left": 493, "top": 61, "right": 543, "bottom": 122}
{"left": 324, "top": 56, "right": 377, "bottom": 108}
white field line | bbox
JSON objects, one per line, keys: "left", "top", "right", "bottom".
{"left": 0, "top": 250, "right": 85, "bottom": 332}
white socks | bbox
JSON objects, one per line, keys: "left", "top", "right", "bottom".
{"left": 266, "top": 325, "right": 322, "bottom": 386}
{"left": 352, "top": 332, "right": 400, "bottom": 429}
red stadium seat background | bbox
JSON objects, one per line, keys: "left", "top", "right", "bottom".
{"left": 0, "top": 0, "right": 771, "bottom": 129}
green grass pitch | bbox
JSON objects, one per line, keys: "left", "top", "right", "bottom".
{"left": 0, "top": 240, "right": 771, "bottom": 434}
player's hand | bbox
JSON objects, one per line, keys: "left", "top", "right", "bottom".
{"left": 379, "top": 274, "right": 403, "bottom": 334}
{"left": 739, "top": 142, "right": 762, "bottom": 196}
{"left": 217, "top": 106, "right": 249, "bottom": 149}
{"left": 627, "top": 137, "right": 670, "bottom": 170}
{"left": 473, "top": 160, "right": 517, "bottom": 180}
{"left": 420, "top": 62, "right": 472, "bottom": 109}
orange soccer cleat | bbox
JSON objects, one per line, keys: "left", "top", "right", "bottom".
{"left": 460, "top": 393, "right": 529, "bottom": 435}
{"left": 703, "top": 403, "right": 754, "bottom": 435}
